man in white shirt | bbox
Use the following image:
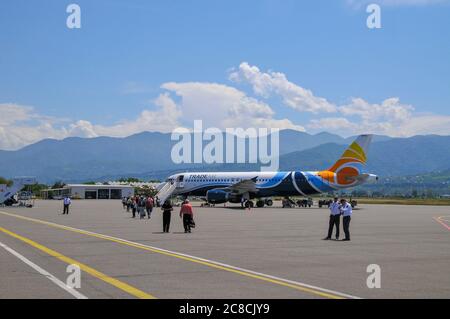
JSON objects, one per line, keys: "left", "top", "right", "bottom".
{"left": 63, "top": 196, "right": 71, "bottom": 215}
{"left": 340, "top": 198, "right": 352, "bottom": 241}
{"left": 323, "top": 197, "right": 341, "bottom": 240}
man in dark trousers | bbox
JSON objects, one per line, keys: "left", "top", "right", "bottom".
{"left": 161, "top": 199, "right": 173, "bottom": 233}
{"left": 179, "top": 199, "right": 194, "bottom": 233}
{"left": 340, "top": 198, "right": 352, "bottom": 241}
{"left": 63, "top": 196, "right": 71, "bottom": 214}
{"left": 145, "top": 196, "right": 154, "bottom": 219}
{"left": 138, "top": 196, "right": 146, "bottom": 219}
{"left": 323, "top": 197, "right": 341, "bottom": 240}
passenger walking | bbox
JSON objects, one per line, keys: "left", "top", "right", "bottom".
{"left": 138, "top": 196, "right": 146, "bottom": 219}
{"left": 131, "top": 197, "right": 137, "bottom": 218}
{"left": 145, "top": 196, "right": 154, "bottom": 219}
{"left": 179, "top": 199, "right": 194, "bottom": 233}
{"left": 340, "top": 199, "right": 352, "bottom": 241}
{"left": 62, "top": 196, "right": 71, "bottom": 214}
{"left": 161, "top": 199, "right": 173, "bottom": 233}
{"left": 323, "top": 197, "right": 341, "bottom": 240}
{"left": 126, "top": 197, "right": 132, "bottom": 212}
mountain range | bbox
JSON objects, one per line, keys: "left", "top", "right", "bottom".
{"left": 0, "top": 130, "right": 449, "bottom": 184}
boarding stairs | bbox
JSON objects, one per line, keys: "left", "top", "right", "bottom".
{"left": 155, "top": 182, "right": 177, "bottom": 204}
{"left": 0, "top": 177, "right": 36, "bottom": 205}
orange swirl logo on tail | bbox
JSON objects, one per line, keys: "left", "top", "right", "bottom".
{"left": 319, "top": 137, "right": 370, "bottom": 186}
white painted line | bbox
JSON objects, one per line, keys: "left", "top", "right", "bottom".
{"left": 0, "top": 210, "right": 362, "bottom": 299}
{"left": 0, "top": 240, "right": 88, "bottom": 299}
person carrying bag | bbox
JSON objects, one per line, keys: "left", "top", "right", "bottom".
{"left": 179, "top": 199, "right": 195, "bottom": 233}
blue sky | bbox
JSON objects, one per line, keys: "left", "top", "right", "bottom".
{"left": 0, "top": 0, "right": 449, "bottom": 149}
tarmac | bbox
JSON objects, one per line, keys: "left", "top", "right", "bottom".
{"left": 0, "top": 200, "right": 449, "bottom": 299}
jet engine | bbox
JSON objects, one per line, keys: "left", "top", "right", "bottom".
{"left": 206, "top": 189, "right": 229, "bottom": 204}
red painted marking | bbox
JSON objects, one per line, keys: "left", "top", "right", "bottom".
{"left": 433, "top": 217, "right": 450, "bottom": 231}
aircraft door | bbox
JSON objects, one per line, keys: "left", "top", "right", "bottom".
{"left": 176, "top": 175, "right": 185, "bottom": 188}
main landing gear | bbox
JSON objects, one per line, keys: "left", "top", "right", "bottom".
{"left": 244, "top": 200, "right": 254, "bottom": 208}
{"left": 241, "top": 197, "right": 273, "bottom": 208}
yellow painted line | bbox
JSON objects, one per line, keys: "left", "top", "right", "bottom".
{"left": 0, "top": 210, "right": 355, "bottom": 299}
{"left": 0, "top": 225, "right": 155, "bottom": 299}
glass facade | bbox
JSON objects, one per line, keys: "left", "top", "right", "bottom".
{"left": 85, "top": 190, "right": 97, "bottom": 199}
{"left": 110, "top": 189, "right": 122, "bottom": 199}
{"left": 98, "top": 189, "right": 110, "bottom": 199}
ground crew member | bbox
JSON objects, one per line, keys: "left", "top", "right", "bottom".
{"left": 340, "top": 198, "right": 352, "bottom": 241}
{"left": 161, "top": 199, "right": 173, "bottom": 233}
{"left": 323, "top": 197, "right": 341, "bottom": 240}
{"left": 63, "top": 196, "right": 71, "bottom": 215}
{"left": 180, "top": 199, "right": 194, "bottom": 233}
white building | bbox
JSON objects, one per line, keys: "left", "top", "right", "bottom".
{"left": 41, "top": 184, "right": 134, "bottom": 200}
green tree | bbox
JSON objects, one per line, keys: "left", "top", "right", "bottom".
{"left": 51, "top": 181, "right": 66, "bottom": 189}
{"left": 134, "top": 185, "right": 157, "bottom": 197}
{"left": 21, "top": 184, "right": 48, "bottom": 196}
{"left": 119, "top": 177, "right": 142, "bottom": 183}
{"left": 0, "top": 176, "right": 13, "bottom": 187}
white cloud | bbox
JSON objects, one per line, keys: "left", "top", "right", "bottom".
{"left": 0, "top": 104, "right": 34, "bottom": 125}
{"left": 227, "top": 62, "right": 450, "bottom": 138}
{"left": 0, "top": 97, "right": 182, "bottom": 150}
{"left": 308, "top": 117, "right": 358, "bottom": 131}
{"left": 2, "top": 62, "right": 450, "bottom": 149}
{"left": 88, "top": 93, "right": 182, "bottom": 137}
{"left": 0, "top": 103, "right": 71, "bottom": 150}
{"left": 339, "top": 97, "right": 414, "bottom": 122}
{"left": 383, "top": 114, "right": 450, "bottom": 136}
{"left": 161, "top": 81, "right": 305, "bottom": 131}
{"left": 229, "top": 62, "right": 337, "bottom": 113}
{"left": 307, "top": 102, "right": 450, "bottom": 138}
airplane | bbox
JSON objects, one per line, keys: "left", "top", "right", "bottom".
{"left": 156, "top": 134, "right": 378, "bottom": 207}
{"left": 0, "top": 177, "right": 36, "bottom": 206}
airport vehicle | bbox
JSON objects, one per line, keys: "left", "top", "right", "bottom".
{"left": 297, "top": 198, "right": 313, "bottom": 207}
{"left": 318, "top": 199, "right": 332, "bottom": 208}
{"left": 282, "top": 197, "right": 296, "bottom": 208}
{"left": 0, "top": 177, "right": 36, "bottom": 206}
{"left": 156, "top": 135, "right": 377, "bottom": 207}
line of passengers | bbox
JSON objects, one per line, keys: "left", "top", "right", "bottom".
{"left": 122, "top": 197, "right": 195, "bottom": 233}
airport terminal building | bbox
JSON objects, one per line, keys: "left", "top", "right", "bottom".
{"left": 41, "top": 184, "right": 134, "bottom": 200}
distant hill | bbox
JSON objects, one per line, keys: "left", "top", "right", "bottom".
{"left": 0, "top": 130, "right": 359, "bottom": 183}
{"left": 1, "top": 130, "right": 449, "bottom": 183}
{"left": 280, "top": 135, "right": 450, "bottom": 176}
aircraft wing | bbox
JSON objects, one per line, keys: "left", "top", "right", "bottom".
{"left": 224, "top": 176, "right": 259, "bottom": 194}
